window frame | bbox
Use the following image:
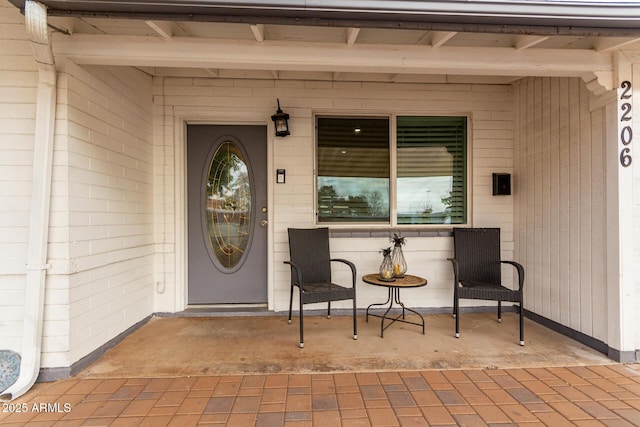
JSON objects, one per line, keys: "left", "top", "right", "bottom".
{"left": 314, "top": 112, "right": 472, "bottom": 228}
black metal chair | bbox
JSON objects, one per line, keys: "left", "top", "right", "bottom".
{"left": 284, "top": 228, "right": 358, "bottom": 348}
{"left": 448, "top": 228, "right": 525, "bottom": 346}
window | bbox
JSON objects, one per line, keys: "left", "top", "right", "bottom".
{"left": 317, "top": 117, "right": 390, "bottom": 222}
{"left": 316, "top": 115, "right": 467, "bottom": 225}
{"left": 396, "top": 116, "right": 467, "bottom": 225}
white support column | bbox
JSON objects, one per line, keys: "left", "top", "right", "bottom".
{"left": 607, "top": 52, "right": 640, "bottom": 361}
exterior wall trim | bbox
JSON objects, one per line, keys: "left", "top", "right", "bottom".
{"left": 168, "top": 106, "right": 276, "bottom": 312}
{"left": 523, "top": 309, "right": 614, "bottom": 359}
{"left": 36, "top": 315, "right": 153, "bottom": 383}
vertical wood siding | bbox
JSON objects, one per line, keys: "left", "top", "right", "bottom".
{"left": 514, "top": 77, "right": 607, "bottom": 340}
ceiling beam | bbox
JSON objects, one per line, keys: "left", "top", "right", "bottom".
{"left": 415, "top": 32, "right": 430, "bottom": 45}
{"left": 145, "top": 20, "right": 173, "bottom": 40}
{"left": 51, "top": 33, "right": 613, "bottom": 83}
{"left": 430, "top": 31, "right": 457, "bottom": 48}
{"left": 514, "top": 35, "right": 549, "bottom": 50}
{"left": 594, "top": 37, "right": 640, "bottom": 52}
{"left": 250, "top": 24, "right": 265, "bottom": 42}
{"left": 346, "top": 27, "right": 360, "bottom": 45}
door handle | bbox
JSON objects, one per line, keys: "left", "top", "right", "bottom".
{"left": 261, "top": 220, "right": 268, "bottom": 227}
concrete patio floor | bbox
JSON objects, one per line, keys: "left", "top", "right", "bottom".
{"left": 78, "top": 312, "right": 613, "bottom": 377}
{"left": 3, "top": 313, "right": 640, "bottom": 426}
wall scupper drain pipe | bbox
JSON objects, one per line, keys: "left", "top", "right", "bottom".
{"left": 1, "top": 0, "right": 57, "bottom": 401}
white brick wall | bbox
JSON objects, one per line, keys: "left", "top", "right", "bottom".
{"left": 0, "top": 13, "right": 156, "bottom": 365}
{"left": 59, "top": 61, "right": 155, "bottom": 365}
{"left": 0, "top": 0, "right": 38, "bottom": 354}
{"left": 154, "top": 77, "right": 515, "bottom": 313}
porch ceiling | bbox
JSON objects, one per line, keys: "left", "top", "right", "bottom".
{"left": 12, "top": 1, "right": 640, "bottom": 87}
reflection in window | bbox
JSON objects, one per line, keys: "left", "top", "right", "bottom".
{"left": 317, "top": 117, "right": 390, "bottom": 223}
{"left": 206, "top": 141, "right": 251, "bottom": 269}
{"left": 316, "top": 115, "right": 467, "bottom": 225}
{"left": 397, "top": 116, "right": 467, "bottom": 224}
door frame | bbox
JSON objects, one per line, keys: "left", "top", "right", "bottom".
{"left": 172, "top": 107, "right": 276, "bottom": 311}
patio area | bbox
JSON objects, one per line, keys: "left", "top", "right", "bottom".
{"left": 4, "top": 313, "right": 640, "bottom": 426}
{"left": 77, "top": 312, "right": 613, "bottom": 378}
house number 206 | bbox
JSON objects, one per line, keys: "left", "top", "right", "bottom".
{"left": 620, "top": 80, "right": 632, "bottom": 167}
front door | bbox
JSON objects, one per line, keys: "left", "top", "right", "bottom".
{"left": 187, "top": 124, "right": 268, "bottom": 304}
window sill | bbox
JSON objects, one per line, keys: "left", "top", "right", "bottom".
{"left": 328, "top": 227, "right": 453, "bottom": 238}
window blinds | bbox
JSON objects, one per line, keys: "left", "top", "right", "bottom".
{"left": 397, "top": 116, "right": 467, "bottom": 224}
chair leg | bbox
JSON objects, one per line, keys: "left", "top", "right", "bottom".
{"left": 452, "top": 292, "right": 457, "bottom": 318}
{"left": 519, "top": 302, "right": 524, "bottom": 346}
{"left": 299, "top": 294, "right": 304, "bottom": 348}
{"left": 497, "top": 301, "right": 502, "bottom": 323}
{"left": 352, "top": 298, "right": 358, "bottom": 340}
{"left": 288, "top": 285, "right": 294, "bottom": 324}
{"left": 454, "top": 296, "right": 460, "bottom": 338}
{"left": 327, "top": 301, "right": 331, "bottom": 319}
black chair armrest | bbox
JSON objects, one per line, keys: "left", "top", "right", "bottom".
{"left": 501, "top": 260, "right": 525, "bottom": 290}
{"left": 330, "top": 258, "right": 357, "bottom": 286}
{"left": 284, "top": 261, "right": 303, "bottom": 286}
{"left": 447, "top": 258, "right": 460, "bottom": 282}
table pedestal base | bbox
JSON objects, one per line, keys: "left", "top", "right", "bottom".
{"left": 366, "top": 286, "right": 425, "bottom": 337}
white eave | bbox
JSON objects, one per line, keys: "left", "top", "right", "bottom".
{"left": 8, "top": 0, "right": 640, "bottom": 36}
{"left": 8, "top": 0, "right": 640, "bottom": 94}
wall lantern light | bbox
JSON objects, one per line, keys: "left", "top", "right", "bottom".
{"left": 271, "top": 98, "right": 290, "bottom": 137}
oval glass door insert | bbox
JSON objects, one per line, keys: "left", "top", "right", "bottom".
{"left": 205, "top": 140, "right": 251, "bottom": 270}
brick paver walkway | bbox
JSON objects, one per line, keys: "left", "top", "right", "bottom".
{"left": 2, "top": 364, "right": 640, "bottom": 426}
